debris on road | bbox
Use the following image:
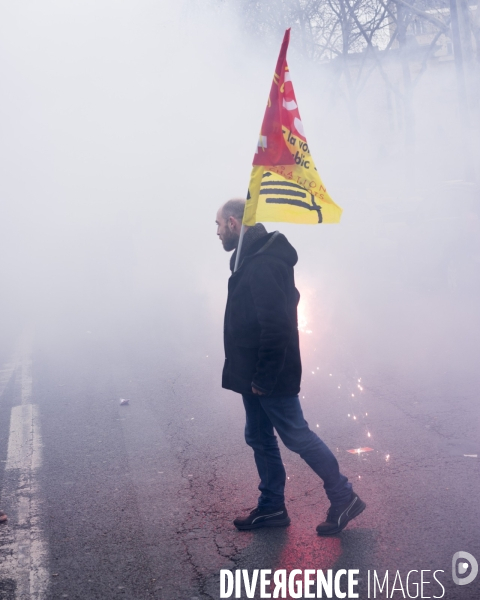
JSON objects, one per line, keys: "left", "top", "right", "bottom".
{"left": 119, "top": 398, "right": 130, "bottom": 405}
{"left": 0, "top": 511, "right": 7, "bottom": 523}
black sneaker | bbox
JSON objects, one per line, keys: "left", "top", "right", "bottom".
{"left": 316, "top": 493, "right": 366, "bottom": 536}
{"left": 234, "top": 506, "right": 291, "bottom": 530}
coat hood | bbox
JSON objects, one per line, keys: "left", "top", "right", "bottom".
{"left": 250, "top": 231, "right": 298, "bottom": 267}
{"left": 230, "top": 223, "right": 298, "bottom": 272}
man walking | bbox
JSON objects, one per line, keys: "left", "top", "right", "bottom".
{"left": 216, "top": 198, "right": 366, "bottom": 535}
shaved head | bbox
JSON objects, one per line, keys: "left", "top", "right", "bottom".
{"left": 221, "top": 199, "right": 246, "bottom": 222}
{"left": 215, "top": 198, "right": 247, "bottom": 252}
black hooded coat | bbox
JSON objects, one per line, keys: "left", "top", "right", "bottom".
{"left": 222, "top": 224, "right": 302, "bottom": 397}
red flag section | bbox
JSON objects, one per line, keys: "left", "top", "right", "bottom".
{"left": 253, "top": 29, "right": 295, "bottom": 166}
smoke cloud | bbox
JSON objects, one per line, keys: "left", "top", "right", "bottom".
{"left": 0, "top": 0, "right": 478, "bottom": 377}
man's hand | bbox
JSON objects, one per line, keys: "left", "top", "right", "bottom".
{"left": 252, "top": 386, "right": 265, "bottom": 395}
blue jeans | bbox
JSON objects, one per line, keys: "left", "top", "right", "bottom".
{"left": 242, "top": 393, "right": 352, "bottom": 509}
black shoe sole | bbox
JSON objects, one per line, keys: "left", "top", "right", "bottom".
{"left": 316, "top": 500, "right": 366, "bottom": 536}
{"left": 234, "top": 517, "right": 291, "bottom": 531}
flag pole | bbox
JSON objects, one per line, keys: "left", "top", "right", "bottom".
{"left": 233, "top": 223, "right": 246, "bottom": 273}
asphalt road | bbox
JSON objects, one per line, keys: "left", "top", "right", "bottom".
{"left": 1, "top": 290, "right": 479, "bottom": 600}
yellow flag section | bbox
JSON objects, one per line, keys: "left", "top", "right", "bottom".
{"left": 244, "top": 128, "right": 342, "bottom": 225}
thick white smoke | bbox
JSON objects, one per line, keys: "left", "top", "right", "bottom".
{"left": 0, "top": 0, "right": 478, "bottom": 375}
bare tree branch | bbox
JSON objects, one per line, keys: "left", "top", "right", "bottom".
{"left": 390, "top": 0, "right": 450, "bottom": 32}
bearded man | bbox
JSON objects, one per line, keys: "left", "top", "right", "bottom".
{"left": 215, "top": 198, "right": 366, "bottom": 535}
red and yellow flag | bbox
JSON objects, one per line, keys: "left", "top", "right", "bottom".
{"left": 243, "top": 29, "right": 342, "bottom": 226}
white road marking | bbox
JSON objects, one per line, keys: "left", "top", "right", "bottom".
{"left": 0, "top": 336, "right": 48, "bottom": 599}
{"left": 0, "top": 363, "right": 16, "bottom": 398}
{"left": 6, "top": 405, "right": 41, "bottom": 471}
{"left": 21, "top": 353, "right": 33, "bottom": 406}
